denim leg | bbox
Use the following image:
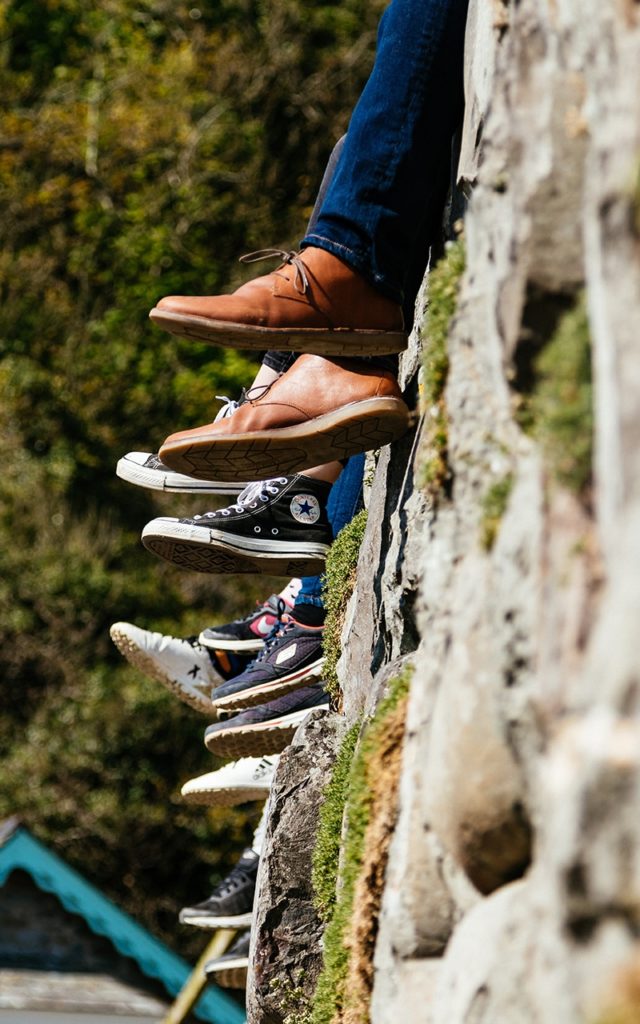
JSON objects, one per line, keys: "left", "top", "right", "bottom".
{"left": 295, "top": 452, "right": 365, "bottom": 607}
{"left": 301, "top": 0, "right": 468, "bottom": 303}
{"left": 261, "top": 136, "right": 348, "bottom": 376}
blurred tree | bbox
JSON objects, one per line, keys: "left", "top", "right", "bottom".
{"left": 0, "top": 0, "right": 385, "bottom": 955}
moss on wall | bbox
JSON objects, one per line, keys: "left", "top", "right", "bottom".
{"left": 322, "top": 509, "right": 368, "bottom": 701}
{"left": 309, "top": 667, "right": 412, "bottom": 1024}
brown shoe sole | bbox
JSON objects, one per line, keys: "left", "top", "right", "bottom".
{"left": 204, "top": 709, "right": 328, "bottom": 758}
{"left": 160, "top": 397, "right": 410, "bottom": 482}
{"left": 149, "top": 308, "right": 407, "bottom": 357}
{"left": 206, "top": 964, "right": 248, "bottom": 990}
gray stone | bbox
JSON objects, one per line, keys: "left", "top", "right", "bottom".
{"left": 246, "top": 711, "right": 347, "bottom": 1024}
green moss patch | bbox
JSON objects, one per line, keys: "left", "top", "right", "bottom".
{"left": 420, "top": 239, "right": 466, "bottom": 496}
{"left": 479, "top": 473, "right": 514, "bottom": 551}
{"left": 310, "top": 667, "right": 412, "bottom": 1024}
{"left": 312, "top": 722, "right": 361, "bottom": 921}
{"left": 516, "top": 292, "right": 593, "bottom": 496}
{"left": 322, "top": 509, "right": 368, "bottom": 701}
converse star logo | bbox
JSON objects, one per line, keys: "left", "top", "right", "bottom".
{"left": 290, "top": 493, "right": 321, "bottom": 524}
{"left": 275, "top": 644, "right": 297, "bottom": 665}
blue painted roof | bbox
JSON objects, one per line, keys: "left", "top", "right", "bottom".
{"left": 0, "top": 820, "right": 245, "bottom": 1024}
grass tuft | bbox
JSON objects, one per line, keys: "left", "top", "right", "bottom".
{"left": 321, "top": 509, "right": 368, "bottom": 700}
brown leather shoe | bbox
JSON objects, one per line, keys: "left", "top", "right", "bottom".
{"left": 158, "top": 354, "right": 411, "bottom": 480}
{"left": 149, "top": 247, "right": 407, "bottom": 356}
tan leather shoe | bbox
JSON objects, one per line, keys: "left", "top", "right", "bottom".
{"left": 158, "top": 354, "right": 411, "bottom": 480}
{"left": 149, "top": 247, "right": 407, "bottom": 356}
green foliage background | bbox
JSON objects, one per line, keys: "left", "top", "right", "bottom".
{"left": 0, "top": 0, "right": 385, "bottom": 957}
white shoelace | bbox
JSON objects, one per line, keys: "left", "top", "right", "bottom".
{"left": 192, "top": 477, "right": 288, "bottom": 520}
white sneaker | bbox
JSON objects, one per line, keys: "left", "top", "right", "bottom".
{"left": 116, "top": 452, "right": 248, "bottom": 495}
{"left": 116, "top": 398, "right": 248, "bottom": 495}
{"left": 181, "top": 756, "right": 278, "bottom": 806}
{"left": 110, "top": 622, "right": 221, "bottom": 714}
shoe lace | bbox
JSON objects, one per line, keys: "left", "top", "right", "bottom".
{"left": 250, "top": 598, "right": 291, "bottom": 664}
{"left": 210, "top": 857, "right": 255, "bottom": 898}
{"left": 213, "top": 396, "right": 240, "bottom": 422}
{"left": 192, "top": 477, "right": 289, "bottom": 520}
{"left": 239, "top": 248, "right": 310, "bottom": 295}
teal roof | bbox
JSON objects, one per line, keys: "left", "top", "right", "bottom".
{"left": 0, "top": 819, "right": 245, "bottom": 1024}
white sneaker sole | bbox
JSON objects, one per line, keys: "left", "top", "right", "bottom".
{"left": 203, "top": 704, "right": 329, "bottom": 758}
{"left": 179, "top": 910, "right": 253, "bottom": 929}
{"left": 180, "top": 780, "right": 272, "bottom": 806}
{"left": 110, "top": 624, "right": 214, "bottom": 715}
{"left": 116, "top": 454, "right": 247, "bottom": 495}
{"left": 212, "top": 657, "right": 325, "bottom": 711}
{"left": 141, "top": 521, "right": 330, "bottom": 577}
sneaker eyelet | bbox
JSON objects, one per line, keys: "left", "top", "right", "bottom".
{"left": 254, "top": 526, "right": 261, "bottom": 533}
{"left": 222, "top": 510, "right": 231, "bottom": 516}
{"left": 260, "top": 495, "right": 268, "bottom": 502}
{"left": 271, "top": 528, "right": 279, "bottom": 535}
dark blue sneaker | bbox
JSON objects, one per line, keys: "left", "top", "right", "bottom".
{"left": 211, "top": 620, "right": 324, "bottom": 712}
{"left": 204, "top": 684, "right": 330, "bottom": 758}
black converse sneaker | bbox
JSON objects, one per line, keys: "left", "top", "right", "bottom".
{"left": 116, "top": 397, "right": 247, "bottom": 495}
{"left": 179, "top": 849, "right": 259, "bottom": 928}
{"left": 204, "top": 930, "right": 251, "bottom": 989}
{"left": 203, "top": 684, "right": 330, "bottom": 758}
{"left": 141, "top": 475, "right": 332, "bottom": 576}
{"left": 210, "top": 620, "right": 325, "bottom": 712}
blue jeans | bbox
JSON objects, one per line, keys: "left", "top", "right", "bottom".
{"left": 295, "top": 453, "right": 365, "bottom": 608}
{"left": 302, "top": 0, "right": 468, "bottom": 304}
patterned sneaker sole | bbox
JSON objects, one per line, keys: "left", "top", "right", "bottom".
{"left": 180, "top": 782, "right": 272, "bottom": 807}
{"left": 141, "top": 526, "right": 329, "bottom": 577}
{"left": 205, "top": 963, "right": 248, "bottom": 989}
{"left": 109, "top": 626, "right": 214, "bottom": 716}
{"left": 204, "top": 706, "right": 329, "bottom": 758}
{"left": 116, "top": 456, "right": 246, "bottom": 495}
{"left": 159, "top": 397, "right": 410, "bottom": 481}
{"left": 212, "top": 658, "right": 325, "bottom": 712}
{"left": 179, "top": 911, "right": 253, "bottom": 929}
{"left": 149, "top": 308, "right": 407, "bottom": 357}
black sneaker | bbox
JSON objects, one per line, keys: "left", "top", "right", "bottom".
{"left": 204, "top": 684, "right": 330, "bottom": 758}
{"left": 204, "top": 929, "right": 250, "bottom": 989}
{"left": 179, "top": 849, "right": 258, "bottom": 929}
{"left": 199, "top": 594, "right": 287, "bottom": 652}
{"left": 141, "top": 474, "right": 333, "bottom": 576}
{"left": 210, "top": 620, "right": 325, "bottom": 712}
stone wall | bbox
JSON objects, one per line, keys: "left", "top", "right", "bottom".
{"left": 247, "top": 0, "right": 640, "bottom": 1021}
